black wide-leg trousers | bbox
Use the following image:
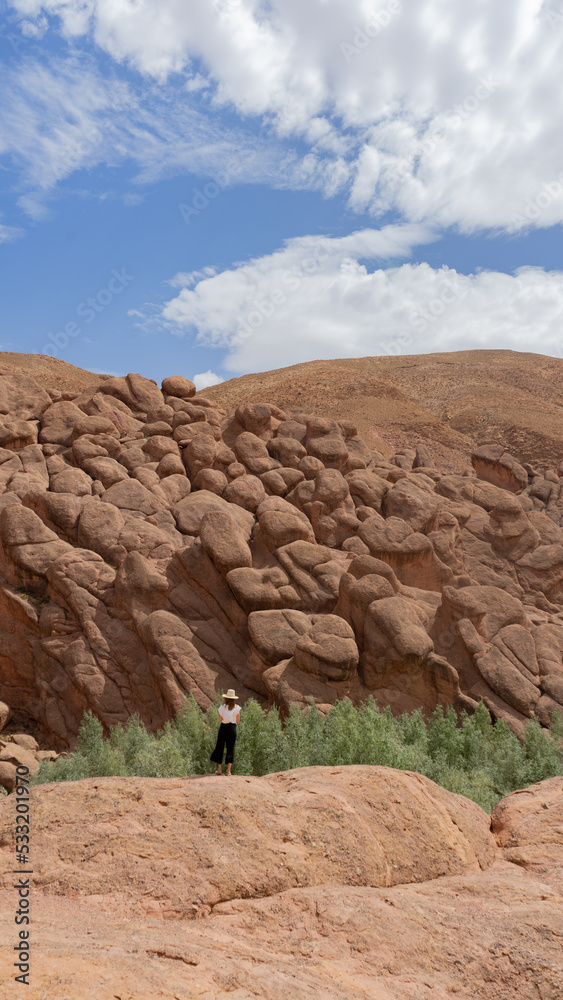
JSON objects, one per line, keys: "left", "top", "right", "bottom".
{"left": 210, "top": 722, "right": 237, "bottom": 765}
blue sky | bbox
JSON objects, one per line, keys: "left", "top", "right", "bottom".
{"left": 1, "top": 0, "right": 563, "bottom": 388}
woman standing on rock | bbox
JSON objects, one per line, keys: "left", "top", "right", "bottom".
{"left": 210, "top": 690, "right": 241, "bottom": 775}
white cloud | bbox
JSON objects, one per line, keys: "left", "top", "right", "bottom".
{"left": 0, "top": 51, "right": 289, "bottom": 213}
{"left": 160, "top": 223, "right": 435, "bottom": 357}
{"left": 0, "top": 223, "right": 24, "bottom": 243}
{"left": 0, "top": 55, "right": 123, "bottom": 196}
{"left": 123, "top": 192, "right": 144, "bottom": 206}
{"left": 192, "top": 369, "right": 224, "bottom": 390}
{"left": 166, "top": 267, "right": 218, "bottom": 289}
{"left": 185, "top": 74, "right": 210, "bottom": 93}
{"left": 8, "top": 0, "right": 563, "bottom": 232}
{"left": 159, "top": 229, "right": 563, "bottom": 373}
{"left": 89, "top": 366, "right": 125, "bottom": 376}
{"left": 19, "top": 14, "right": 48, "bottom": 37}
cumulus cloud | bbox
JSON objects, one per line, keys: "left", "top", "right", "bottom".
{"left": 8, "top": 0, "right": 563, "bottom": 232}
{"left": 160, "top": 232, "right": 563, "bottom": 373}
{"left": 160, "top": 222, "right": 434, "bottom": 353}
{"left": 7, "top": 1, "right": 563, "bottom": 378}
{"left": 192, "top": 370, "right": 225, "bottom": 390}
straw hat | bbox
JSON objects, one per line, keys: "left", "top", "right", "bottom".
{"left": 223, "top": 689, "right": 238, "bottom": 700}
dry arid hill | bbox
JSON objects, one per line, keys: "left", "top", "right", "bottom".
{"left": 201, "top": 350, "right": 563, "bottom": 472}
{"left": 0, "top": 352, "right": 105, "bottom": 396}
{"left": 3, "top": 348, "right": 563, "bottom": 471}
{"left": 0, "top": 770, "right": 562, "bottom": 999}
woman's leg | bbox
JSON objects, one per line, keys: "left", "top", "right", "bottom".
{"left": 225, "top": 724, "right": 236, "bottom": 775}
{"left": 210, "top": 724, "right": 227, "bottom": 772}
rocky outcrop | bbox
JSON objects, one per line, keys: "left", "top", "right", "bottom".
{"left": 0, "top": 770, "right": 561, "bottom": 999}
{"left": 0, "top": 767, "right": 496, "bottom": 905}
{"left": 0, "top": 367, "right": 562, "bottom": 745}
{"left": 472, "top": 444, "right": 529, "bottom": 493}
{"left": 0, "top": 731, "right": 59, "bottom": 792}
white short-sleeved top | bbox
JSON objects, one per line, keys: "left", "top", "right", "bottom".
{"left": 219, "top": 703, "right": 241, "bottom": 724}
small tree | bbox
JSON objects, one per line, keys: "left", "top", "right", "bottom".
{"left": 283, "top": 704, "right": 313, "bottom": 769}
{"left": 522, "top": 720, "right": 563, "bottom": 786}
{"left": 234, "top": 699, "right": 266, "bottom": 776}
{"left": 172, "top": 695, "right": 211, "bottom": 774}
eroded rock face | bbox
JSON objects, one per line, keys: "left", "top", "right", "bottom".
{"left": 0, "top": 367, "right": 562, "bottom": 744}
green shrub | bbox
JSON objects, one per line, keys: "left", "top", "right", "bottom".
{"left": 521, "top": 719, "right": 563, "bottom": 786}
{"left": 322, "top": 698, "right": 362, "bottom": 766}
{"left": 35, "top": 712, "right": 127, "bottom": 784}
{"left": 135, "top": 722, "right": 191, "bottom": 778}
{"left": 109, "top": 713, "right": 154, "bottom": 769}
{"left": 171, "top": 695, "right": 217, "bottom": 774}
{"left": 32, "top": 698, "right": 563, "bottom": 813}
{"left": 551, "top": 710, "right": 563, "bottom": 743}
{"left": 255, "top": 703, "right": 287, "bottom": 774}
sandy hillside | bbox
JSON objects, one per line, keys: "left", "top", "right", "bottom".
{"left": 0, "top": 353, "right": 107, "bottom": 395}
{"left": 3, "top": 348, "right": 562, "bottom": 472}
{"left": 200, "top": 350, "right": 563, "bottom": 472}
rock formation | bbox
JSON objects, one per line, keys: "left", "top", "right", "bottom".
{"left": 0, "top": 732, "right": 56, "bottom": 793}
{"left": 0, "top": 363, "right": 562, "bottom": 751}
{"left": 0, "top": 769, "right": 562, "bottom": 998}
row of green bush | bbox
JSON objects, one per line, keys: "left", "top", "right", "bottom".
{"left": 32, "top": 696, "right": 563, "bottom": 812}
